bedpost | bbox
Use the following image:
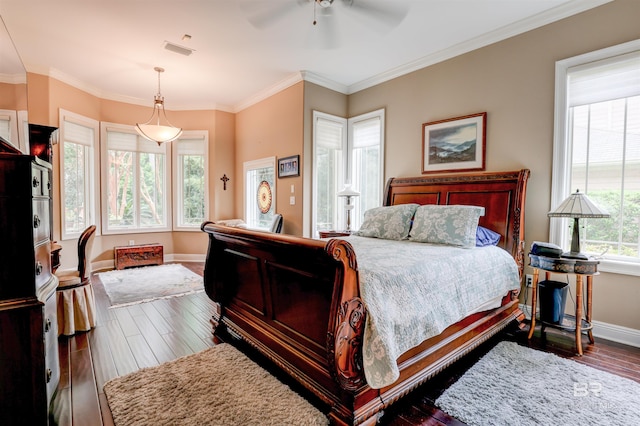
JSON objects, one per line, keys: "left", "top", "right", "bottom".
{"left": 325, "top": 238, "right": 367, "bottom": 391}
{"left": 513, "top": 169, "right": 530, "bottom": 280}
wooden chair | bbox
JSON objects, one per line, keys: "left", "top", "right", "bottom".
{"left": 269, "top": 213, "right": 283, "bottom": 233}
{"left": 55, "top": 225, "right": 97, "bottom": 336}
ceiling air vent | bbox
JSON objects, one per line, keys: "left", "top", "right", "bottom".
{"left": 163, "top": 41, "right": 195, "bottom": 56}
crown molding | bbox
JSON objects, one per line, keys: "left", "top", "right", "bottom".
{"left": 233, "top": 71, "right": 305, "bottom": 113}
{"left": 348, "top": 0, "right": 612, "bottom": 95}
{"left": 300, "top": 71, "right": 349, "bottom": 94}
{"left": 26, "top": 63, "right": 230, "bottom": 112}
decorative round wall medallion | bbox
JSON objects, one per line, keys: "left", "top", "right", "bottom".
{"left": 257, "top": 180, "right": 272, "bottom": 214}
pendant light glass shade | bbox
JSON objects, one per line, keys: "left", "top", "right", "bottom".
{"left": 135, "top": 67, "right": 183, "bottom": 145}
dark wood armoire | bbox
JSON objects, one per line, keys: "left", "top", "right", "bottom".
{"left": 0, "top": 125, "right": 60, "bottom": 425}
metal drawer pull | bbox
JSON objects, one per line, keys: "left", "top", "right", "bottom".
{"left": 46, "top": 369, "right": 52, "bottom": 383}
{"left": 34, "top": 215, "right": 41, "bottom": 228}
{"left": 35, "top": 262, "right": 43, "bottom": 275}
{"left": 32, "top": 176, "right": 40, "bottom": 188}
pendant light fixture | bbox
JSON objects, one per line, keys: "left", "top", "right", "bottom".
{"left": 135, "top": 67, "right": 183, "bottom": 145}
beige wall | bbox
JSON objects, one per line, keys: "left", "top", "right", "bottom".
{"left": 0, "top": 81, "right": 27, "bottom": 110}
{"left": 348, "top": 0, "right": 640, "bottom": 330}
{"left": 235, "top": 82, "right": 304, "bottom": 235}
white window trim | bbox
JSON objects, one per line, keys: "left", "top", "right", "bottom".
{"left": 312, "top": 111, "right": 347, "bottom": 236}
{"left": 551, "top": 39, "right": 640, "bottom": 277}
{"left": 17, "top": 110, "right": 29, "bottom": 154}
{"left": 100, "top": 121, "right": 172, "bottom": 235}
{"left": 347, "top": 107, "right": 385, "bottom": 205}
{"left": 312, "top": 109, "right": 385, "bottom": 235}
{"left": 172, "top": 130, "right": 209, "bottom": 231}
{"left": 0, "top": 109, "right": 19, "bottom": 150}
{"left": 59, "top": 109, "right": 100, "bottom": 240}
{"left": 243, "top": 156, "right": 276, "bottom": 229}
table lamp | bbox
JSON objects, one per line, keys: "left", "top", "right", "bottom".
{"left": 547, "top": 189, "right": 610, "bottom": 259}
{"left": 337, "top": 185, "right": 360, "bottom": 232}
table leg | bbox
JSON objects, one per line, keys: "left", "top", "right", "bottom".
{"left": 527, "top": 268, "right": 540, "bottom": 340}
{"left": 586, "top": 275, "right": 595, "bottom": 344}
{"left": 575, "top": 275, "right": 583, "bottom": 356}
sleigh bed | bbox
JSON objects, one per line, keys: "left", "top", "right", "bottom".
{"left": 201, "top": 169, "right": 529, "bottom": 425}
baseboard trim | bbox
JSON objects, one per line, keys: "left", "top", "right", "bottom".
{"left": 91, "top": 253, "right": 206, "bottom": 273}
{"left": 519, "top": 303, "right": 640, "bottom": 348}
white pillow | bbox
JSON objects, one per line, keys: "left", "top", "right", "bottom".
{"left": 409, "top": 205, "right": 485, "bottom": 248}
{"left": 353, "top": 204, "right": 419, "bottom": 240}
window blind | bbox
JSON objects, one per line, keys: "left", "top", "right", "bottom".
{"left": 569, "top": 50, "right": 640, "bottom": 107}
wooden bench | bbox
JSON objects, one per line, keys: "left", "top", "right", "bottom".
{"left": 114, "top": 243, "right": 163, "bottom": 270}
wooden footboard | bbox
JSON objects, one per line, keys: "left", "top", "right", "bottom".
{"left": 201, "top": 224, "right": 368, "bottom": 414}
{"left": 202, "top": 169, "right": 529, "bottom": 425}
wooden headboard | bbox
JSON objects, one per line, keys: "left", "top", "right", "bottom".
{"left": 384, "top": 169, "right": 530, "bottom": 275}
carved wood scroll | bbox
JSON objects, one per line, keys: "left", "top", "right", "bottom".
{"left": 325, "top": 238, "right": 367, "bottom": 391}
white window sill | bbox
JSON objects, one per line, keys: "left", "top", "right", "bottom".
{"left": 597, "top": 258, "right": 640, "bottom": 277}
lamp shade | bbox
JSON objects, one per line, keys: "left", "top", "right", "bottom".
{"left": 337, "top": 185, "right": 360, "bottom": 198}
{"left": 547, "top": 189, "right": 610, "bottom": 218}
{"left": 136, "top": 122, "right": 183, "bottom": 144}
{"left": 135, "top": 67, "right": 183, "bottom": 145}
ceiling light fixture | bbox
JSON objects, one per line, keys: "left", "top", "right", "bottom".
{"left": 135, "top": 67, "right": 183, "bottom": 145}
{"left": 313, "top": 0, "right": 333, "bottom": 25}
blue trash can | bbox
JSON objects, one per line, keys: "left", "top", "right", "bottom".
{"left": 538, "top": 280, "right": 568, "bottom": 325}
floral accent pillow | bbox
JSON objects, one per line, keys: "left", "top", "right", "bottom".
{"left": 409, "top": 205, "right": 485, "bottom": 248}
{"left": 354, "top": 204, "right": 419, "bottom": 240}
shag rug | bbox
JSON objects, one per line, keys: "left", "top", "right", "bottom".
{"left": 98, "top": 263, "right": 204, "bottom": 307}
{"left": 103, "top": 343, "right": 328, "bottom": 426}
{"left": 436, "top": 341, "right": 640, "bottom": 426}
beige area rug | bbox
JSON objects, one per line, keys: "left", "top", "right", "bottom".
{"left": 103, "top": 343, "right": 328, "bottom": 426}
{"left": 98, "top": 263, "right": 204, "bottom": 307}
{"left": 436, "top": 341, "right": 640, "bottom": 426}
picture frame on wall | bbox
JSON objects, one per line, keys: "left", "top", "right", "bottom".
{"left": 422, "top": 112, "right": 486, "bottom": 174}
{"left": 278, "top": 155, "right": 300, "bottom": 178}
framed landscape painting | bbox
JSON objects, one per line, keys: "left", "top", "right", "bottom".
{"left": 422, "top": 112, "right": 486, "bottom": 174}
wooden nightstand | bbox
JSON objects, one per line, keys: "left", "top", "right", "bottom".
{"left": 527, "top": 253, "right": 599, "bottom": 355}
{"left": 318, "top": 230, "right": 351, "bottom": 239}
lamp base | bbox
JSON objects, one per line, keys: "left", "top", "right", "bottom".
{"left": 560, "top": 251, "right": 589, "bottom": 260}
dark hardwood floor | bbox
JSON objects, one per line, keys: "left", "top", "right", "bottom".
{"left": 50, "top": 262, "right": 640, "bottom": 426}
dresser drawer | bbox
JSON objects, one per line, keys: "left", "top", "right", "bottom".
{"left": 33, "top": 199, "right": 50, "bottom": 244}
{"left": 31, "top": 164, "right": 51, "bottom": 197}
{"left": 43, "top": 289, "right": 60, "bottom": 405}
{"left": 34, "top": 242, "right": 52, "bottom": 292}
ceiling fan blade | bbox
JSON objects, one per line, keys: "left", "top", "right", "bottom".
{"left": 240, "top": 1, "right": 300, "bottom": 29}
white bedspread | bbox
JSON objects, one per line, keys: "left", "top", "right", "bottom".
{"left": 344, "top": 236, "right": 520, "bottom": 389}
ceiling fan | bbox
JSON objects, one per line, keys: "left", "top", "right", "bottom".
{"left": 241, "top": 0, "right": 409, "bottom": 49}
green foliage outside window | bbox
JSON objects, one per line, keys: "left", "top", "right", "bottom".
{"left": 584, "top": 190, "right": 640, "bottom": 258}
{"left": 181, "top": 155, "right": 205, "bottom": 225}
{"left": 63, "top": 142, "right": 85, "bottom": 234}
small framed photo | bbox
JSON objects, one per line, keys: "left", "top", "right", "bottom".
{"left": 278, "top": 155, "right": 300, "bottom": 178}
{"left": 422, "top": 112, "right": 486, "bottom": 174}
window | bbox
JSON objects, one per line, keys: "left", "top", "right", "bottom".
{"left": 59, "top": 109, "right": 99, "bottom": 240}
{"left": 552, "top": 40, "right": 640, "bottom": 276}
{"left": 312, "top": 109, "right": 384, "bottom": 236}
{"left": 172, "top": 131, "right": 209, "bottom": 231}
{"left": 0, "top": 109, "right": 18, "bottom": 149}
{"left": 244, "top": 157, "right": 276, "bottom": 230}
{"left": 101, "top": 122, "right": 171, "bottom": 234}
